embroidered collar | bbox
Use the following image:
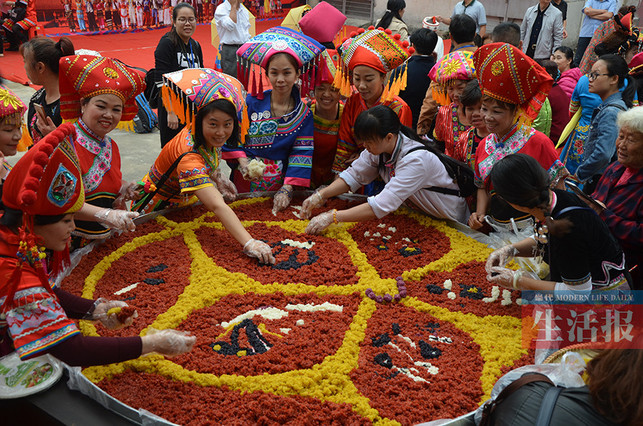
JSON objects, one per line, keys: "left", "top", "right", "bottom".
{"left": 74, "top": 119, "right": 113, "bottom": 193}
{"left": 478, "top": 124, "right": 535, "bottom": 183}
{"left": 76, "top": 118, "right": 109, "bottom": 148}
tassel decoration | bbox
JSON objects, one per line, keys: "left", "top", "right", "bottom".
{"left": 257, "top": 67, "right": 264, "bottom": 100}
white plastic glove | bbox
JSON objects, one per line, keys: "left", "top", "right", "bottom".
{"left": 95, "top": 208, "right": 139, "bottom": 232}
{"left": 142, "top": 328, "right": 196, "bottom": 357}
{"left": 487, "top": 267, "right": 539, "bottom": 289}
{"left": 91, "top": 298, "right": 138, "bottom": 330}
{"left": 485, "top": 245, "right": 518, "bottom": 274}
{"left": 213, "top": 170, "right": 237, "bottom": 203}
{"left": 113, "top": 181, "right": 143, "bottom": 209}
{"left": 305, "top": 210, "right": 335, "bottom": 235}
{"left": 300, "top": 190, "right": 325, "bottom": 219}
{"left": 487, "top": 266, "right": 517, "bottom": 288}
{"left": 243, "top": 239, "right": 276, "bottom": 264}
{"left": 237, "top": 157, "right": 251, "bottom": 180}
{"left": 272, "top": 186, "right": 292, "bottom": 214}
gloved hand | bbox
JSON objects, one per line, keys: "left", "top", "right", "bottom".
{"left": 113, "top": 181, "right": 143, "bottom": 209}
{"left": 92, "top": 298, "right": 137, "bottom": 330}
{"left": 485, "top": 245, "right": 518, "bottom": 274}
{"left": 237, "top": 157, "right": 251, "bottom": 180}
{"left": 305, "top": 210, "right": 335, "bottom": 235}
{"left": 142, "top": 328, "right": 196, "bottom": 357}
{"left": 272, "top": 185, "right": 292, "bottom": 214}
{"left": 213, "top": 170, "right": 237, "bottom": 203}
{"left": 243, "top": 239, "right": 276, "bottom": 264}
{"left": 300, "top": 190, "right": 324, "bottom": 219}
{"left": 487, "top": 267, "right": 517, "bottom": 288}
{"left": 487, "top": 268, "right": 539, "bottom": 289}
{"left": 95, "top": 208, "right": 139, "bottom": 232}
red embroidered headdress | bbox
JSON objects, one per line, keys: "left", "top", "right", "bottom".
{"left": 473, "top": 42, "right": 553, "bottom": 122}
{"left": 335, "top": 27, "right": 414, "bottom": 100}
{"left": 59, "top": 55, "right": 146, "bottom": 123}
{"left": 1, "top": 123, "right": 84, "bottom": 280}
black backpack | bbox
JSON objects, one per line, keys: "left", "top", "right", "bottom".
{"left": 133, "top": 93, "right": 158, "bottom": 133}
{"left": 380, "top": 141, "right": 476, "bottom": 198}
{"left": 144, "top": 68, "right": 161, "bottom": 109}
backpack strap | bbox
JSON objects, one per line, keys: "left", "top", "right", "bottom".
{"left": 406, "top": 146, "right": 465, "bottom": 197}
{"left": 553, "top": 206, "right": 595, "bottom": 219}
{"left": 136, "top": 150, "right": 196, "bottom": 212}
{"left": 479, "top": 373, "right": 554, "bottom": 426}
{"left": 535, "top": 385, "right": 564, "bottom": 426}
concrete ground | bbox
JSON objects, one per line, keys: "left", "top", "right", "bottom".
{"left": 5, "top": 80, "right": 232, "bottom": 183}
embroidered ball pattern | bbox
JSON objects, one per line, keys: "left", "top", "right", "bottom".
{"left": 348, "top": 214, "right": 451, "bottom": 279}
{"left": 352, "top": 304, "right": 484, "bottom": 423}
{"left": 195, "top": 223, "right": 359, "bottom": 287}
{"left": 172, "top": 292, "right": 362, "bottom": 376}
{"left": 67, "top": 197, "right": 534, "bottom": 425}
{"left": 405, "top": 261, "right": 524, "bottom": 317}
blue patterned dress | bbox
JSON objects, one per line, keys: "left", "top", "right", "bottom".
{"left": 223, "top": 87, "right": 314, "bottom": 192}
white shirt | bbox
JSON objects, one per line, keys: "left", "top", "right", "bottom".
{"left": 339, "top": 133, "right": 469, "bottom": 223}
{"left": 214, "top": 0, "right": 251, "bottom": 45}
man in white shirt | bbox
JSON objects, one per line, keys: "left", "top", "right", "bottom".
{"left": 214, "top": 0, "right": 251, "bottom": 78}
{"left": 436, "top": 0, "right": 487, "bottom": 37}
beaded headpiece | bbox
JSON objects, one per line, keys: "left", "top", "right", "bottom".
{"left": 335, "top": 27, "right": 414, "bottom": 100}
{"left": 59, "top": 55, "right": 146, "bottom": 122}
{"left": 161, "top": 68, "right": 248, "bottom": 137}
{"left": 473, "top": 43, "right": 552, "bottom": 122}
{"left": 236, "top": 26, "right": 325, "bottom": 100}
{"left": 0, "top": 86, "right": 25, "bottom": 126}
{"left": 429, "top": 51, "right": 476, "bottom": 105}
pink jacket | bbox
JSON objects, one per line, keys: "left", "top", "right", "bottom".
{"left": 556, "top": 68, "right": 583, "bottom": 99}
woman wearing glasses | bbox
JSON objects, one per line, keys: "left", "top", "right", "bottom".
{"left": 571, "top": 54, "right": 637, "bottom": 193}
{"left": 154, "top": 2, "right": 203, "bottom": 147}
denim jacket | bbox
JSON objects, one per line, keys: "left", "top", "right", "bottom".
{"left": 575, "top": 91, "right": 626, "bottom": 182}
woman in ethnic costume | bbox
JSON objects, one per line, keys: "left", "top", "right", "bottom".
{"left": 331, "top": 26, "right": 413, "bottom": 175}
{"left": 225, "top": 26, "right": 323, "bottom": 213}
{"left": 134, "top": 68, "right": 275, "bottom": 264}
{"left": 0, "top": 125, "right": 195, "bottom": 365}
{"left": 429, "top": 50, "right": 475, "bottom": 156}
{"left": 468, "top": 43, "right": 567, "bottom": 231}
{"left": 310, "top": 50, "right": 343, "bottom": 188}
{"left": 485, "top": 154, "right": 631, "bottom": 293}
{"left": 58, "top": 55, "right": 144, "bottom": 247}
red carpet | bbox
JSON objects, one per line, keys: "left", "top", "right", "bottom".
{"left": 0, "top": 20, "right": 359, "bottom": 87}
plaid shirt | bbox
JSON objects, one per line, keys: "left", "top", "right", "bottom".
{"left": 592, "top": 162, "right": 643, "bottom": 270}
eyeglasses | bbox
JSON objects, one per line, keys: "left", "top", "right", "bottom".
{"left": 176, "top": 17, "right": 196, "bottom": 23}
{"left": 587, "top": 72, "right": 610, "bottom": 81}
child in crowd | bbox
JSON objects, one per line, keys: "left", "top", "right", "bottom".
{"left": 454, "top": 79, "right": 488, "bottom": 171}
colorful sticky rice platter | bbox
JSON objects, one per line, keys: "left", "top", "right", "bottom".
{"left": 62, "top": 196, "right": 534, "bottom": 424}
